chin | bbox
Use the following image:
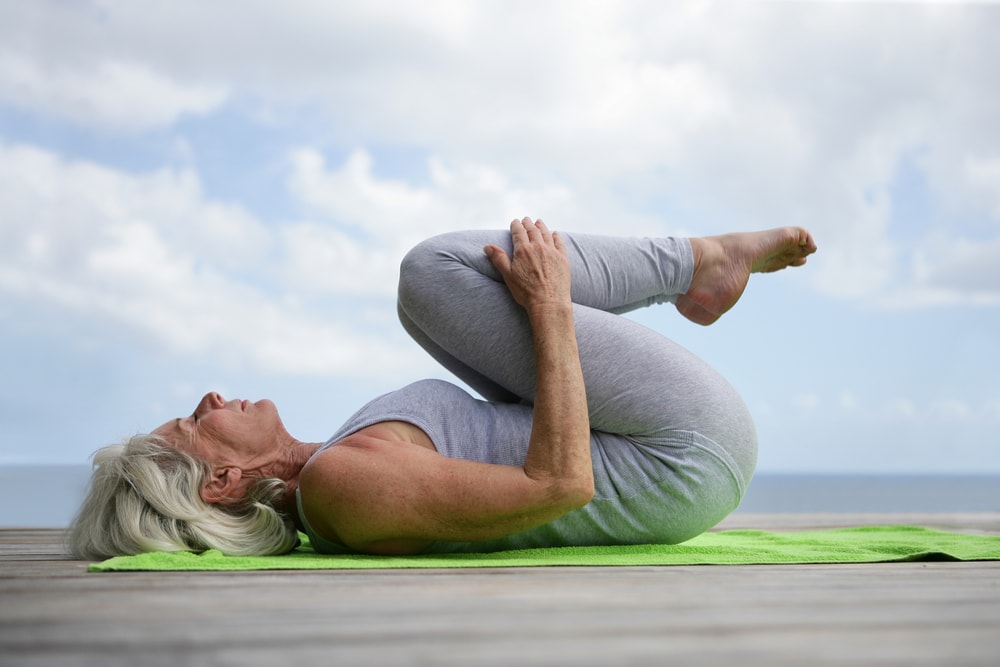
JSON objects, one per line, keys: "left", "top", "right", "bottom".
{"left": 256, "top": 399, "right": 285, "bottom": 425}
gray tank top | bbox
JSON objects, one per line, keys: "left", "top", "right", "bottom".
{"left": 297, "top": 379, "right": 745, "bottom": 554}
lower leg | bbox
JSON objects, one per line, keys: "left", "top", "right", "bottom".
{"left": 396, "top": 229, "right": 696, "bottom": 406}
{"left": 396, "top": 225, "right": 817, "bottom": 406}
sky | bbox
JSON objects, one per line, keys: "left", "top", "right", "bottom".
{"left": 1, "top": 0, "right": 998, "bottom": 474}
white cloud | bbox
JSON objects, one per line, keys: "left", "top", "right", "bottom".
{"left": 839, "top": 391, "right": 859, "bottom": 411}
{"left": 884, "top": 398, "right": 918, "bottom": 420}
{"left": 879, "top": 234, "right": 1000, "bottom": 308}
{"left": 0, "top": 141, "right": 416, "bottom": 376}
{"left": 928, "top": 399, "right": 973, "bottom": 422}
{"left": 791, "top": 394, "right": 820, "bottom": 411}
{"left": 877, "top": 396, "right": 1000, "bottom": 425}
{"left": 280, "top": 146, "right": 674, "bottom": 296}
{"left": 3, "top": 0, "right": 999, "bottom": 310}
{"left": 278, "top": 221, "right": 401, "bottom": 298}
{"left": 924, "top": 233, "right": 1000, "bottom": 290}
{"left": 0, "top": 55, "right": 227, "bottom": 131}
{"left": 0, "top": 141, "right": 270, "bottom": 273}
{"left": 3, "top": 2, "right": 999, "bottom": 473}
{"left": 964, "top": 155, "right": 1000, "bottom": 221}
{"left": 287, "top": 148, "right": 585, "bottom": 245}
{"left": 0, "top": 140, "right": 634, "bottom": 376}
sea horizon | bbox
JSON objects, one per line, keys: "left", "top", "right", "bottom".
{"left": 2, "top": 465, "right": 998, "bottom": 528}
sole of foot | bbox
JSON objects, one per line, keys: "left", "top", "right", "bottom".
{"left": 676, "top": 227, "right": 817, "bottom": 326}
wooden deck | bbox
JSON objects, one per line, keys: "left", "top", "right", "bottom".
{"left": 2, "top": 513, "right": 998, "bottom": 666}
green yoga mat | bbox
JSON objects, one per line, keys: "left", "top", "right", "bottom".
{"left": 90, "top": 526, "right": 1000, "bottom": 572}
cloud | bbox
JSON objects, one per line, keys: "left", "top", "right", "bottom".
{"left": 3, "top": 2, "right": 999, "bottom": 474}
{"left": 3, "top": 0, "right": 999, "bottom": 311}
{"left": 878, "top": 234, "right": 1000, "bottom": 308}
{"left": 0, "top": 140, "right": 625, "bottom": 376}
{"left": 782, "top": 390, "right": 998, "bottom": 425}
{"left": 928, "top": 399, "right": 973, "bottom": 422}
{"left": 963, "top": 155, "right": 1000, "bottom": 221}
{"left": 286, "top": 147, "right": 584, "bottom": 243}
{"left": 839, "top": 391, "right": 859, "bottom": 411}
{"left": 0, "top": 55, "right": 228, "bottom": 131}
{"left": 791, "top": 394, "right": 821, "bottom": 411}
{"left": 0, "top": 141, "right": 416, "bottom": 376}
{"left": 879, "top": 396, "right": 1000, "bottom": 425}
{"left": 280, "top": 145, "right": 691, "bottom": 299}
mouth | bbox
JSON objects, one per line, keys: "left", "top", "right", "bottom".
{"left": 241, "top": 400, "right": 248, "bottom": 411}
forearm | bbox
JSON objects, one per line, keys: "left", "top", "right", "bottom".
{"left": 522, "top": 302, "right": 594, "bottom": 506}
{"left": 482, "top": 217, "right": 595, "bottom": 510}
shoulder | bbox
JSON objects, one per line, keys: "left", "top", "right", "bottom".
{"left": 302, "top": 431, "right": 428, "bottom": 486}
{"left": 299, "top": 429, "right": 441, "bottom": 520}
{"left": 297, "top": 432, "right": 443, "bottom": 554}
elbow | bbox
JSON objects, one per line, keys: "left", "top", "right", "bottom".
{"left": 531, "top": 471, "right": 594, "bottom": 515}
{"left": 554, "top": 473, "right": 595, "bottom": 511}
{"left": 575, "top": 476, "right": 596, "bottom": 507}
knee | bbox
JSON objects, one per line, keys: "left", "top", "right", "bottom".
{"left": 398, "top": 230, "right": 506, "bottom": 315}
{"left": 398, "top": 236, "right": 447, "bottom": 313}
{"left": 399, "top": 237, "right": 440, "bottom": 278}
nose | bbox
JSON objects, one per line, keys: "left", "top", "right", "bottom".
{"left": 195, "top": 392, "right": 226, "bottom": 418}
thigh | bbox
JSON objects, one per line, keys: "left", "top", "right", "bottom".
{"left": 397, "top": 229, "right": 749, "bottom": 441}
{"left": 397, "top": 302, "right": 522, "bottom": 404}
{"left": 574, "top": 305, "right": 752, "bottom": 445}
{"left": 397, "top": 229, "right": 537, "bottom": 399}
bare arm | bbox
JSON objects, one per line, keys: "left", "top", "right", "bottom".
{"left": 300, "top": 218, "right": 593, "bottom": 554}
{"left": 484, "top": 218, "right": 593, "bottom": 502}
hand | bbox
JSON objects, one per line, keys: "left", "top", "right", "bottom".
{"left": 485, "top": 217, "right": 571, "bottom": 311}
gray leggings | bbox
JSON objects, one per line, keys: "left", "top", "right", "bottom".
{"left": 397, "top": 229, "right": 757, "bottom": 490}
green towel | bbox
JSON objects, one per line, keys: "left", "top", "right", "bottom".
{"left": 89, "top": 526, "right": 1000, "bottom": 572}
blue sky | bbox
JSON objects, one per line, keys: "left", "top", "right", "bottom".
{"left": 1, "top": 0, "right": 998, "bottom": 473}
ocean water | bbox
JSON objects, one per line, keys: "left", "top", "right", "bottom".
{"left": 1, "top": 465, "right": 998, "bottom": 528}
{"left": 736, "top": 473, "right": 999, "bottom": 514}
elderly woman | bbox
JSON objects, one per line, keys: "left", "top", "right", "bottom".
{"left": 69, "top": 218, "right": 815, "bottom": 558}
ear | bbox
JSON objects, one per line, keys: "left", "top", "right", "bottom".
{"left": 200, "top": 466, "right": 244, "bottom": 505}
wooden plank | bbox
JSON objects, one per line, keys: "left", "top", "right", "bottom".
{"left": 1, "top": 516, "right": 999, "bottom": 667}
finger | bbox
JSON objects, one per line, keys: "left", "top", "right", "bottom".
{"left": 484, "top": 244, "right": 512, "bottom": 277}
{"left": 551, "top": 229, "right": 566, "bottom": 253}
{"left": 534, "top": 218, "right": 552, "bottom": 242}
{"left": 520, "top": 216, "right": 541, "bottom": 241}
{"left": 509, "top": 218, "right": 528, "bottom": 247}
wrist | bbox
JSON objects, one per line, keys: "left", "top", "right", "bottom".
{"left": 525, "top": 300, "right": 574, "bottom": 323}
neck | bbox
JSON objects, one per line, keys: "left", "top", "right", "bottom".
{"left": 270, "top": 440, "right": 324, "bottom": 522}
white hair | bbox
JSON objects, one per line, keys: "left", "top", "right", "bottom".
{"left": 67, "top": 434, "right": 299, "bottom": 560}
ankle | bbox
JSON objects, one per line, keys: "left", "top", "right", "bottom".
{"left": 687, "top": 238, "right": 705, "bottom": 291}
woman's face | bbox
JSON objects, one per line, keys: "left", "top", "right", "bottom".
{"left": 152, "top": 392, "right": 288, "bottom": 468}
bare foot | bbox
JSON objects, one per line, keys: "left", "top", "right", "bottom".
{"left": 676, "top": 227, "right": 817, "bottom": 326}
